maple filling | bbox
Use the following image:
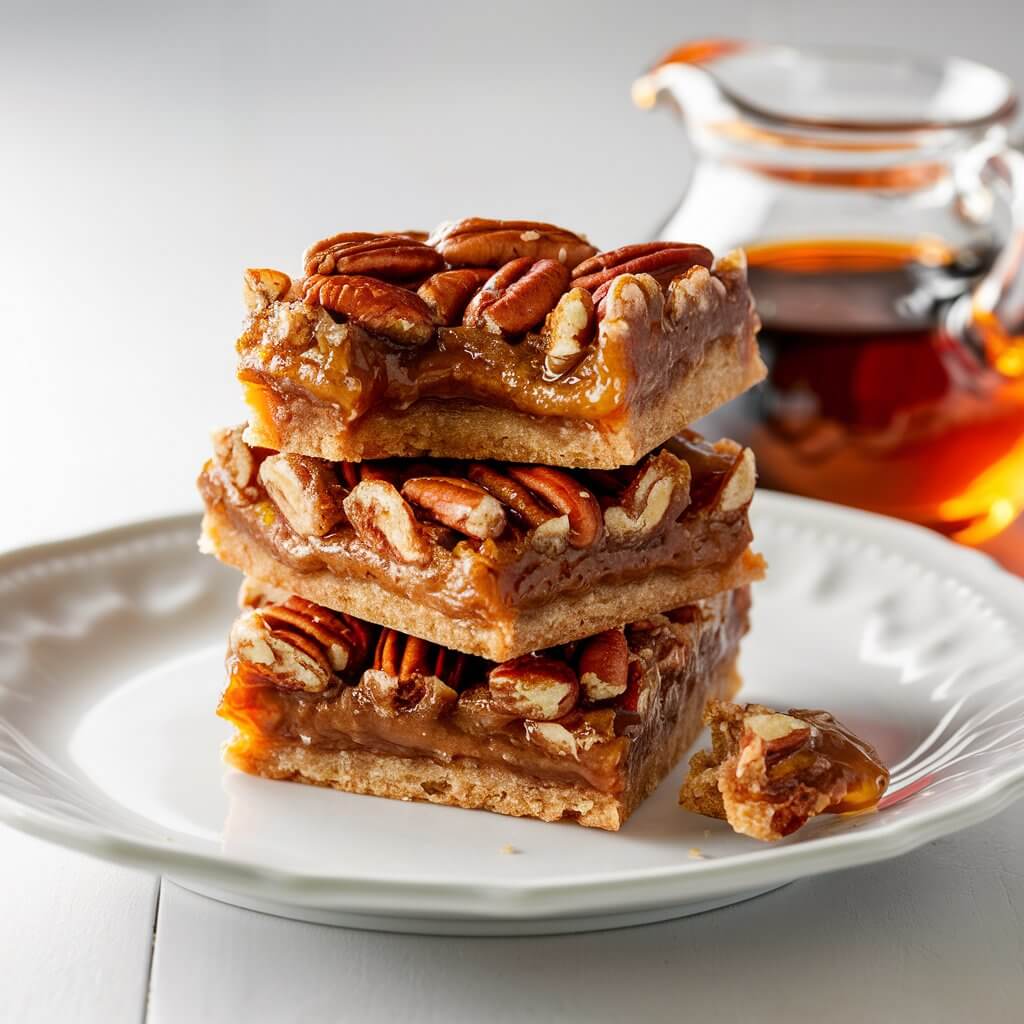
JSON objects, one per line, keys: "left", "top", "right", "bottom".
{"left": 198, "top": 431, "right": 754, "bottom": 625}
{"left": 235, "top": 263, "right": 755, "bottom": 436}
{"left": 220, "top": 588, "right": 751, "bottom": 795}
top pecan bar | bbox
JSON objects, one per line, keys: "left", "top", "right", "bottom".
{"left": 236, "top": 218, "right": 764, "bottom": 468}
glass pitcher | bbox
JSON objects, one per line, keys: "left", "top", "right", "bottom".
{"left": 635, "top": 40, "right": 1024, "bottom": 544}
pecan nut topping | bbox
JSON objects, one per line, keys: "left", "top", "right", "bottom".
{"left": 542, "top": 287, "right": 596, "bottom": 377}
{"left": 416, "top": 268, "right": 493, "bottom": 326}
{"left": 462, "top": 257, "right": 570, "bottom": 336}
{"left": 374, "top": 628, "right": 434, "bottom": 679}
{"left": 342, "top": 479, "right": 432, "bottom": 566}
{"left": 603, "top": 451, "right": 691, "bottom": 543}
{"left": 243, "top": 268, "right": 293, "bottom": 313}
{"left": 361, "top": 628, "right": 460, "bottom": 717}
{"left": 571, "top": 242, "right": 713, "bottom": 301}
{"left": 258, "top": 453, "right": 347, "bottom": 538}
{"left": 577, "top": 627, "right": 630, "bottom": 701}
{"left": 523, "top": 720, "right": 580, "bottom": 760}
{"left": 670, "top": 434, "right": 756, "bottom": 513}
{"left": 507, "top": 465, "right": 603, "bottom": 548}
{"left": 466, "top": 464, "right": 551, "bottom": 529}
{"left": 230, "top": 608, "right": 335, "bottom": 694}
{"left": 618, "top": 655, "right": 658, "bottom": 717}
{"left": 488, "top": 655, "right": 579, "bottom": 721}
{"left": 402, "top": 477, "right": 508, "bottom": 540}
{"left": 212, "top": 425, "right": 259, "bottom": 492}
{"left": 260, "top": 596, "right": 372, "bottom": 674}
{"left": 303, "top": 274, "right": 437, "bottom": 346}
{"left": 429, "top": 217, "right": 596, "bottom": 269}
{"left": 714, "top": 447, "right": 756, "bottom": 513}
{"left": 360, "top": 668, "right": 459, "bottom": 719}
{"left": 302, "top": 231, "right": 443, "bottom": 280}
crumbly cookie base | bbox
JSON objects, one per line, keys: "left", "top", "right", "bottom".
{"left": 201, "top": 503, "right": 765, "bottom": 660}
{"left": 224, "top": 658, "right": 742, "bottom": 831}
{"left": 242, "top": 329, "right": 766, "bottom": 468}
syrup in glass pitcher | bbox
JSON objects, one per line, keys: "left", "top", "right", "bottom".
{"left": 635, "top": 40, "right": 1024, "bottom": 543}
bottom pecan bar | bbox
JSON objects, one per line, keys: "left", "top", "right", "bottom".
{"left": 679, "top": 700, "right": 890, "bottom": 841}
{"left": 218, "top": 582, "right": 751, "bottom": 830}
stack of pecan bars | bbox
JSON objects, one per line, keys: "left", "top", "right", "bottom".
{"left": 198, "top": 218, "right": 767, "bottom": 830}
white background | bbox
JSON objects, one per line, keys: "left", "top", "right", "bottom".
{"left": 3, "top": 1, "right": 1024, "bottom": 1021}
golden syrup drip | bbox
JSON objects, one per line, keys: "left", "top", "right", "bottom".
{"left": 241, "top": 380, "right": 282, "bottom": 450}
{"left": 786, "top": 709, "right": 890, "bottom": 813}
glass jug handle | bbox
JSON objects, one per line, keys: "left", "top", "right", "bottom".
{"left": 963, "top": 144, "right": 1024, "bottom": 378}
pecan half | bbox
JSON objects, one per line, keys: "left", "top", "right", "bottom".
{"left": 462, "top": 257, "right": 570, "bottom": 336}
{"left": 374, "top": 628, "right": 434, "bottom": 679}
{"left": 302, "top": 232, "right": 443, "bottom": 280}
{"left": 507, "top": 466, "right": 603, "bottom": 549}
{"left": 466, "top": 464, "right": 551, "bottom": 529}
{"left": 343, "top": 480, "right": 431, "bottom": 566}
{"left": 212, "top": 425, "right": 258, "bottom": 492}
{"left": 258, "top": 453, "right": 347, "bottom": 538}
{"left": 303, "top": 274, "right": 436, "bottom": 346}
{"left": 670, "top": 434, "right": 756, "bottom": 513}
{"left": 429, "top": 217, "right": 596, "bottom": 269}
{"left": 243, "top": 268, "right": 293, "bottom": 313}
{"left": 577, "top": 628, "right": 630, "bottom": 702}
{"left": 715, "top": 447, "right": 756, "bottom": 512}
{"left": 738, "top": 712, "right": 813, "bottom": 771}
{"left": 260, "top": 596, "right": 372, "bottom": 675}
{"left": 542, "top": 287, "right": 596, "bottom": 377}
{"left": 416, "top": 268, "right": 492, "bottom": 326}
{"left": 230, "top": 608, "right": 334, "bottom": 694}
{"left": 372, "top": 628, "right": 469, "bottom": 689}
{"left": 617, "top": 655, "right": 659, "bottom": 717}
{"left": 360, "top": 668, "right": 458, "bottom": 719}
{"left": 362, "top": 628, "right": 459, "bottom": 717}
{"left": 523, "top": 720, "right": 580, "bottom": 760}
{"left": 402, "top": 477, "right": 507, "bottom": 540}
{"left": 603, "top": 451, "right": 691, "bottom": 543}
{"left": 571, "top": 242, "right": 713, "bottom": 301}
{"left": 488, "top": 655, "right": 579, "bottom": 721}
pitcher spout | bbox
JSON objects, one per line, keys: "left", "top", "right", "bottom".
{"left": 631, "top": 38, "right": 744, "bottom": 117}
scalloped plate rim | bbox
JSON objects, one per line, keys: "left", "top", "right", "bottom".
{"left": 1, "top": 494, "right": 1023, "bottom": 921}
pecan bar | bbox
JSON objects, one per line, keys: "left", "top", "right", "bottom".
{"left": 219, "top": 583, "right": 751, "bottom": 830}
{"left": 679, "top": 700, "right": 890, "bottom": 841}
{"left": 236, "top": 219, "right": 764, "bottom": 468}
{"left": 199, "top": 426, "right": 765, "bottom": 660}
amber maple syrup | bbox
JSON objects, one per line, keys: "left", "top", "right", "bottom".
{"left": 720, "top": 238, "right": 1024, "bottom": 543}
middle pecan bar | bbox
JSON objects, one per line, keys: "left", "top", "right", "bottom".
{"left": 198, "top": 427, "right": 765, "bottom": 660}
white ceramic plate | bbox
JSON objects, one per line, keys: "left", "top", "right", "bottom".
{"left": 2, "top": 493, "right": 1023, "bottom": 935}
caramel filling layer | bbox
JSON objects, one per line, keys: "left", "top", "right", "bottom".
{"left": 236, "top": 261, "right": 755, "bottom": 433}
{"left": 221, "top": 589, "right": 750, "bottom": 795}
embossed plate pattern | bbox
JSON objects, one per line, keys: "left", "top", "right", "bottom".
{"left": 1, "top": 493, "right": 1023, "bottom": 934}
